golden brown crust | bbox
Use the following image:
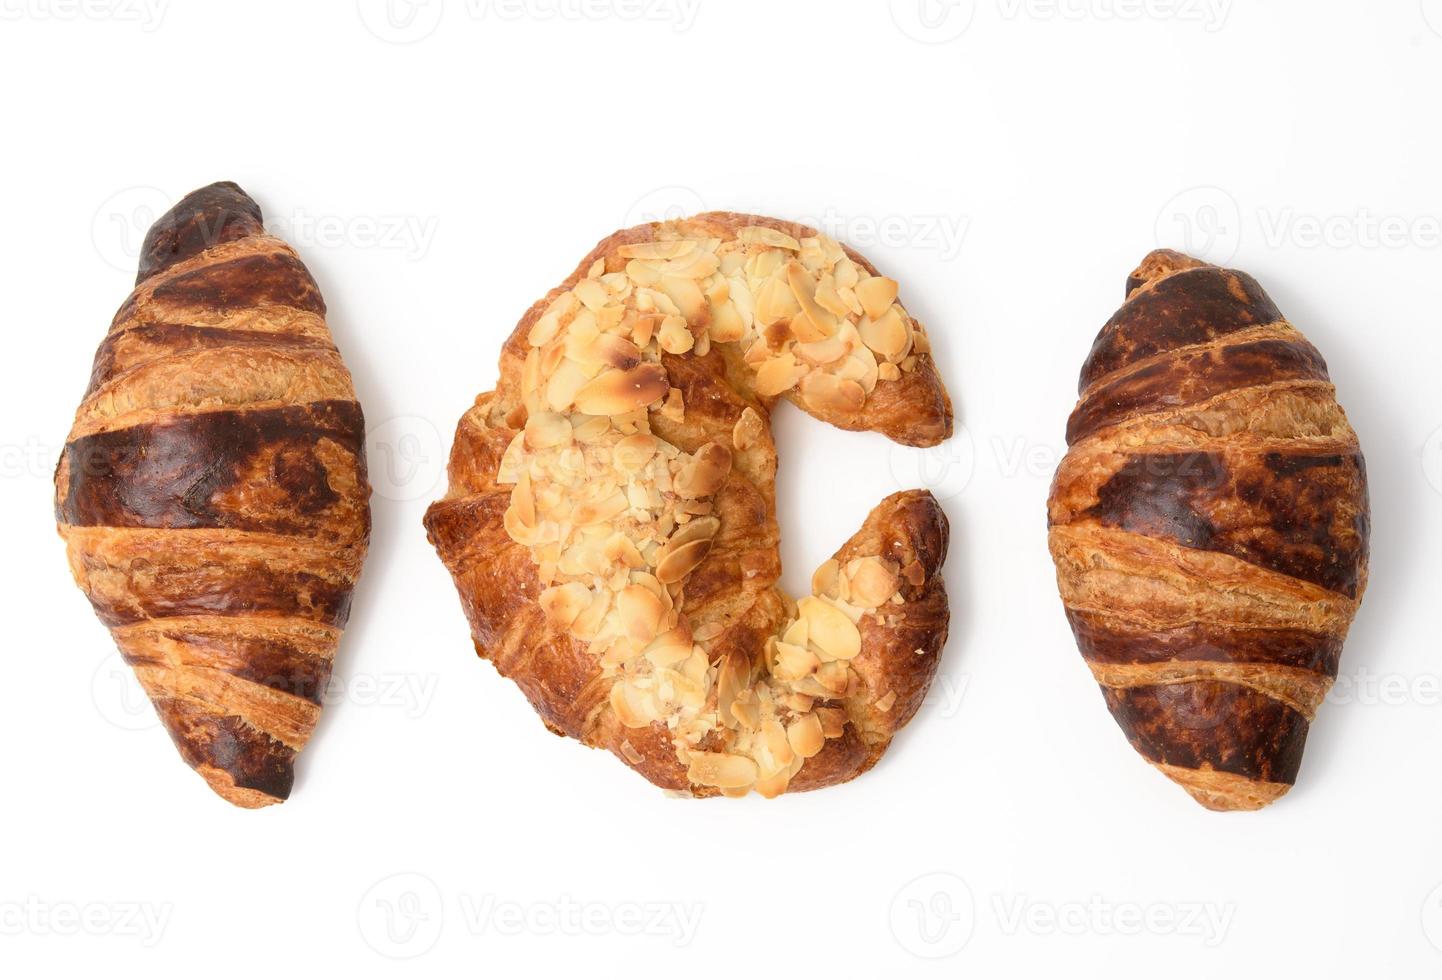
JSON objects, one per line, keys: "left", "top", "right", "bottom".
{"left": 1047, "top": 250, "right": 1369, "bottom": 811}
{"left": 55, "top": 182, "right": 371, "bottom": 808}
{"left": 425, "top": 212, "right": 953, "bottom": 796}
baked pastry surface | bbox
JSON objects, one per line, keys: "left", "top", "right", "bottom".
{"left": 1047, "top": 249, "right": 1369, "bottom": 811}
{"left": 55, "top": 182, "right": 371, "bottom": 807}
{"left": 425, "top": 212, "right": 953, "bottom": 796}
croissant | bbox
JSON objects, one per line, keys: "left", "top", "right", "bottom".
{"left": 425, "top": 212, "right": 953, "bottom": 796}
{"left": 1047, "top": 249, "right": 1369, "bottom": 811}
{"left": 55, "top": 182, "right": 371, "bottom": 808}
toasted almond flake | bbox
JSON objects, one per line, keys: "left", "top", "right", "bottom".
{"left": 573, "top": 363, "right": 669, "bottom": 416}
{"left": 655, "top": 538, "right": 711, "bottom": 585}
{"left": 732, "top": 406, "right": 765, "bottom": 452}
{"left": 784, "top": 692, "right": 815, "bottom": 714}
{"left": 815, "top": 661, "right": 851, "bottom": 695}
{"left": 657, "top": 315, "right": 694, "bottom": 354}
{"left": 587, "top": 333, "right": 642, "bottom": 371}
{"left": 786, "top": 713, "right": 825, "bottom": 759}
{"left": 659, "top": 386, "right": 685, "bottom": 422}
{"left": 754, "top": 274, "right": 800, "bottom": 328}
{"left": 813, "top": 274, "right": 850, "bottom": 319}
{"left": 878, "top": 361, "right": 901, "bottom": 382}
{"left": 665, "top": 515, "right": 720, "bottom": 550}
{"left": 875, "top": 690, "right": 898, "bottom": 712}
{"left": 574, "top": 278, "right": 609, "bottom": 311}
{"left": 687, "top": 751, "right": 758, "bottom": 789}
{"left": 848, "top": 556, "right": 899, "bottom": 608}
{"left": 693, "top": 621, "right": 723, "bottom": 643}
{"left": 619, "top": 739, "right": 643, "bottom": 764}
{"left": 528, "top": 311, "right": 563, "bottom": 347}
{"left": 643, "top": 629, "right": 693, "bottom": 667}
{"left": 762, "top": 717, "right": 794, "bottom": 767}
{"left": 660, "top": 276, "right": 706, "bottom": 323}
{"left": 793, "top": 331, "right": 852, "bottom": 366}
{"left": 739, "top": 226, "right": 801, "bottom": 250}
{"left": 572, "top": 491, "right": 628, "bottom": 526}
{"left": 618, "top": 584, "right": 665, "bottom": 644}
{"left": 674, "top": 442, "right": 731, "bottom": 498}
{"left": 618, "top": 240, "right": 697, "bottom": 260}
{"left": 855, "top": 276, "right": 899, "bottom": 320}
{"left": 524, "top": 411, "right": 572, "bottom": 450}
{"left": 545, "top": 359, "right": 591, "bottom": 413}
{"left": 612, "top": 432, "right": 658, "bottom": 472}
{"left": 786, "top": 261, "right": 837, "bottom": 341}
{"left": 773, "top": 641, "right": 819, "bottom": 680}
{"left": 537, "top": 582, "right": 591, "bottom": 629}
{"left": 753, "top": 351, "right": 807, "bottom": 397}
{"left": 799, "top": 595, "right": 862, "bottom": 660}
{"left": 811, "top": 559, "right": 840, "bottom": 597}
{"left": 859, "top": 306, "right": 910, "bottom": 360}
{"left": 611, "top": 681, "right": 658, "bottom": 729}
{"left": 754, "top": 772, "right": 790, "bottom": 799}
{"left": 799, "top": 372, "right": 866, "bottom": 416}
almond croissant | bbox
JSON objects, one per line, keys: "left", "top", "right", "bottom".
{"left": 425, "top": 213, "right": 953, "bottom": 796}
{"left": 1048, "top": 249, "right": 1369, "bottom": 811}
{"left": 55, "top": 182, "right": 371, "bottom": 808}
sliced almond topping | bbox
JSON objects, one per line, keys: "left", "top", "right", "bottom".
{"left": 572, "top": 492, "right": 628, "bottom": 526}
{"left": 573, "top": 278, "right": 610, "bottom": 312}
{"left": 587, "top": 333, "right": 642, "bottom": 371}
{"left": 687, "top": 751, "right": 758, "bottom": 789}
{"left": 811, "top": 558, "right": 840, "bottom": 598}
{"left": 753, "top": 351, "right": 807, "bottom": 397}
{"left": 655, "top": 538, "right": 712, "bottom": 585}
{"left": 618, "top": 584, "right": 665, "bottom": 644}
{"left": 855, "top": 276, "right": 899, "bottom": 320}
{"left": 877, "top": 361, "right": 901, "bottom": 382}
{"left": 859, "top": 306, "right": 911, "bottom": 360}
{"left": 773, "top": 641, "right": 820, "bottom": 680}
{"left": 798, "top": 372, "right": 866, "bottom": 416}
{"left": 786, "top": 261, "right": 837, "bottom": 342}
{"left": 618, "top": 240, "right": 696, "bottom": 261}
{"left": 731, "top": 406, "right": 765, "bottom": 452}
{"left": 573, "top": 363, "right": 669, "bottom": 416}
{"left": 660, "top": 276, "right": 706, "bottom": 324}
{"left": 538, "top": 582, "right": 591, "bottom": 629}
{"left": 610, "top": 681, "right": 658, "bottom": 729}
{"left": 674, "top": 442, "right": 732, "bottom": 499}
{"left": 528, "top": 311, "right": 564, "bottom": 347}
{"left": 754, "top": 273, "right": 800, "bottom": 328}
{"left": 657, "top": 315, "right": 695, "bottom": 355}
{"left": 786, "top": 713, "right": 825, "bottom": 759}
{"left": 848, "top": 557, "right": 900, "bottom": 608}
{"left": 524, "top": 411, "right": 572, "bottom": 450}
{"left": 813, "top": 274, "right": 851, "bottom": 319}
{"left": 612, "top": 432, "right": 657, "bottom": 472}
{"left": 754, "top": 771, "right": 790, "bottom": 799}
{"left": 545, "top": 359, "right": 591, "bottom": 413}
{"left": 665, "top": 515, "right": 720, "bottom": 550}
{"left": 799, "top": 596, "right": 862, "bottom": 660}
{"left": 738, "top": 225, "right": 801, "bottom": 250}
{"left": 875, "top": 690, "right": 898, "bottom": 713}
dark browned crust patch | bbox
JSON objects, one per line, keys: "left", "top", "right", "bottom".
{"left": 123, "top": 632, "right": 334, "bottom": 706}
{"left": 1079, "top": 267, "right": 1282, "bottom": 390}
{"left": 1067, "top": 337, "right": 1331, "bottom": 443}
{"left": 58, "top": 400, "right": 364, "bottom": 535}
{"left": 1101, "top": 681, "right": 1310, "bottom": 786}
{"left": 152, "top": 697, "right": 295, "bottom": 801}
{"left": 137, "top": 182, "right": 265, "bottom": 285}
{"left": 148, "top": 250, "right": 325, "bottom": 316}
{"left": 1067, "top": 610, "right": 1344, "bottom": 676}
{"left": 1083, "top": 449, "right": 1368, "bottom": 597}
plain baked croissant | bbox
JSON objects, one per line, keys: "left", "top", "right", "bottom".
{"left": 425, "top": 212, "right": 953, "bottom": 796}
{"left": 55, "top": 182, "right": 371, "bottom": 808}
{"left": 1048, "top": 249, "right": 1369, "bottom": 811}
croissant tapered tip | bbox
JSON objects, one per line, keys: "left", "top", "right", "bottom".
{"left": 1155, "top": 763, "right": 1293, "bottom": 812}
{"left": 136, "top": 180, "right": 265, "bottom": 285}
{"left": 151, "top": 696, "right": 296, "bottom": 808}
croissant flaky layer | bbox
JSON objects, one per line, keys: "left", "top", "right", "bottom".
{"left": 1048, "top": 249, "right": 1369, "bottom": 811}
{"left": 56, "top": 182, "right": 371, "bottom": 808}
{"left": 425, "top": 212, "right": 953, "bottom": 797}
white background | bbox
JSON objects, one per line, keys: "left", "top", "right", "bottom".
{"left": 3, "top": 0, "right": 1440, "bottom": 975}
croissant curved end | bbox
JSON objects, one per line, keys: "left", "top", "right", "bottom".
{"left": 426, "top": 211, "right": 954, "bottom": 797}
